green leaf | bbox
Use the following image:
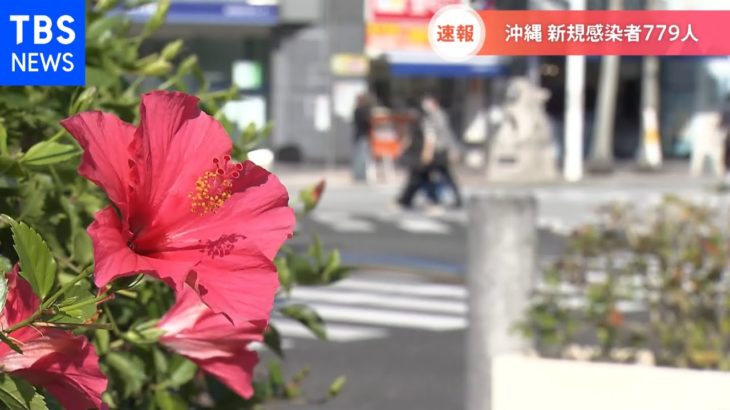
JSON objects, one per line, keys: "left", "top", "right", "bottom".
{"left": 0, "top": 374, "right": 48, "bottom": 410}
{"left": 152, "top": 348, "right": 168, "bottom": 376}
{"left": 275, "top": 257, "right": 292, "bottom": 293}
{"left": 50, "top": 284, "right": 97, "bottom": 324}
{"left": 4, "top": 216, "right": 56, "bottom": 299}
{"left": 86, "top": 67, "right": 117, "bottom": 88}
{"left": 280, "top": 304, "right": 326, "bottom": 339}
{"left": 264, "top": 324, "right": 284, "bottom": 357}
{"left": 17, "top": 175, "right": 51, "bottom": 222}
{"left": 154, "top": 389, "right": 187, "bottom": 410}
{"left": 328, "top": 376, "right": 347, "bottom": 398}
{"left": 267, "top": 360, "right": 284, "bottom": 393}
{"left": 285, "top": 254, "right": 318, "bottom": 285}
{"left": 160, "top": 39, "right": 184, "bottom": 61}
{"left": 142, "top": 0, "right": 170, "bottom": 37}
{"left": 0, "top": 122, "right": 7, "bottom": 157}
{"left": 308, "top": 235, "right": 325, "bottom": 266}
{"left": 20, "top": 141, "right": 79, "bottom": 167}
{"left": 322, "top": 249, "right": 343, "bottom": 281}
{"left": 95, "top": 329, "right": 110, "bottom": 355}
{"left": 167, "top": 357, "right": 197, "bottom": 388}
{"left": 69, "top": 87, "right": 97, "bottom": 115}
{"left": 106, "top": 352, "right": 147, "bottom": 397}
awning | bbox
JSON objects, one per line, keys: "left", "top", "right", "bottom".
{"left": 385, "top": 52, "right": 509, "bottom": 78}
{"left": 125, "top": 1, "right": 279, "bottom": 26}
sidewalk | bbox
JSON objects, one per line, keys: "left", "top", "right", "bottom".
{"left": 273, "top": 159, "right": 720, "bottom": 192}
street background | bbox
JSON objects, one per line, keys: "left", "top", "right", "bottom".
{"left": 126, "top": 0, "right": 730, "bottom": 408}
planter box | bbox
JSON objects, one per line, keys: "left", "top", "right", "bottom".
{"left": 493, "top": 354, "right": 730, "bottom": 410}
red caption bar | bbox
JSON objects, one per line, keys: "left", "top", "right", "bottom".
{"left": 473, "top": 11, "right": 730, "bottom": 55}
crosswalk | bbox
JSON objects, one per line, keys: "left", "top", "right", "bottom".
{"left": 269, "top": 273, "right": 649, "bottom": 348}
{"left": 309, "top": 209, "right": 576, "bottom": 236}
{"left": 270, "top": 275, "right": 468, "bottom": 345}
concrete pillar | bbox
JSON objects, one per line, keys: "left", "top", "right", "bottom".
{"left": 466, "top": 193, "right": 537, "bottom": 410}
{"left": 563, "top": 0, "right": 586, "bottom": 182}
{"left": 639, "top": 55, "right": 663, "bottom": 169}
{"left": 588, "top": 0, "right": 623, "bottom": 173}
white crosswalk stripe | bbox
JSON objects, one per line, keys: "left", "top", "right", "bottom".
{"left": 270, "top": 318, "right": 388, "bottom": 342}
{"left": 301, "top": 303, "right": 467, "bottom": 331}
{"left": 272, "top": 276, "right": 468, "bottom": 343}
{"left": 290, "top": 287, "right": 467, "bottom": 314}
{"left": 272, "top": 273, "right": 649, "bottom": 345}
{"left": 397, "top": 217, "right": 451, "bottom": 234}
{"left": 331, "top": 278, "right": 466, "bottom": 298}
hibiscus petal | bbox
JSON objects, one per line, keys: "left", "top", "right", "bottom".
{"left": 88, "top": 206, "right": 148, "bottom": 287}
{"left": 14, "top": 330, "right": 107, "bottom": 410}
{"left": 189, "top": 248, "right": 278, "bottom": 326}
{"left": 153, "top": 237, "right": 279, "bottom": 326}
{"left": 61, "top": 112, "right": 135, "bottom": 211}
{"left": 130, "top": 91, "right": 233, "bottom": 233}
{"left": 195, "top": 347, "right": 258, "bottom": 399}
{"left": 157, "top": 285, "right": 208, "bottom": 334}
{"left": 167, "top": 161, "right": 295, "bottom": 260}
{"left": 1, "top": 265, "right": 40, "bottom": 330}
{"left": 89, "top": 206, "right": 196, "bottom": 288}
{"left": 160, "top": 287, "right": 266, "bottom": 360}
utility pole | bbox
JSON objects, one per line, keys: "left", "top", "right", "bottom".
{"left": 588, "top": 0, "right": 622, "bottom": 173}
{"left": 563, "top": 0, "right": 586, "bottom": 182}
{"left": 638, "top": 0, "right": 662, "bottom": 169}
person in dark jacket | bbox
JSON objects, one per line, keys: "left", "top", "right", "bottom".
{"left": 420, "top": 95, "right": 463, "bottom": 208}
{"left": 397, "top": 101, "right": 439, "bottom": 208}
{"left": 352, "top": 93, "right": 373, "bottom": 182}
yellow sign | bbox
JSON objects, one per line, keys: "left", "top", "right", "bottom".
{"left": 365, "top": 22, "right": 430, "bottom": 55}
{"left": 330, "top": 54, "right": 370, "bottom": 76}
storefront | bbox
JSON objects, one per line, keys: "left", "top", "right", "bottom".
{"left": 364, "top": 0, "right": 510, "bottom": 143}
{"left": 131, "top": 0, "right": 278, "bottom": 141}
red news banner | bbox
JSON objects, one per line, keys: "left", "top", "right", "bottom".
{"left": 465, "top": 11, "right": 730, "bottom": 55}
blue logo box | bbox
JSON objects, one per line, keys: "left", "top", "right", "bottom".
{"left": 0, "top": 0, "right": 85, "bottom": 86}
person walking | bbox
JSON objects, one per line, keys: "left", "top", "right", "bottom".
{"left": 397, "top": 102, "right": 439, "bottom": 209}
{"left": 420, "top": 95, "right": 463, "bottom": 208}
{"left": 352, "top": 93, "right": 373, "bottom": 182}
{"left": 398, "top": 96, "right": 462, "bottom": 209}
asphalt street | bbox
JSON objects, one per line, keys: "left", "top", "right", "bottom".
{"left": 265, "top": 176, "right": 728, "bottom": 410}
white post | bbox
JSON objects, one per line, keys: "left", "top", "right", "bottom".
{"left": 639, "top": 55, "right": 663, "bottom": 169}
{"left": 563, "top": 0, "right": 586, "bottom": 182}
{"left": 588, "top": 0, "right": 623, "bottom": 172}
{"left": 638, "top": 0, "right": 663, "bottom": 169}
{"left": 466, "top": 193, "right": 537, "bottom": 410}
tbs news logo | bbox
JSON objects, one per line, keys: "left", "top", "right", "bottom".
{"left": 1, "top": 0, "right": 85, "bottom": 85}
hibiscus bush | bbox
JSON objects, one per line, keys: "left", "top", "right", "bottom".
{"left": 518, "top": 196, "right": 730, "bottom": 370}
{"left": 0, "top": 1, "right": 347, "bottom": 408}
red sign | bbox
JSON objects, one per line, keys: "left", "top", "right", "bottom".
{"left": 368, "top": 0, "right": 465, "bottom": 22}
{"left": 475, "top": 11, "right": 730, "bottom": 55}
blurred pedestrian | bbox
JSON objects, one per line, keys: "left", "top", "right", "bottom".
{"left": 421, "top": 95, "right": 463, "bottom": 208}
{"left": 398, "top": 96, "right": 463, "bottom": 209}
{"left": 352, "top": 93, "right": 373, "bottom": 182}
{"left": 397, "top": 101, "right": 438, "bottom": 209}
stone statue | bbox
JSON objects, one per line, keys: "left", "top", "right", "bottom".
{"left": 486, "top": 77, "right": 559, "bottom": 182}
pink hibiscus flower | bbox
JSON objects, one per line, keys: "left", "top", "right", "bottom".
{"left": 61, "top": 91, "right": 295, "bottom": 325}
{"left": 158, "top": 286, "right": 264, "bottom": 399}
{"left": 0, "top": 265, "right": 107, "bottom": 410}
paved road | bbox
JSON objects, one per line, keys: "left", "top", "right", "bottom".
{"left": 264, "top": 269, "right": 647, "bottom": 410}
{"left": 267, "top": 271, "right": 465, "bottom": 410}
{"left": 264, "top": 179, "right": 729, "bottom": 409}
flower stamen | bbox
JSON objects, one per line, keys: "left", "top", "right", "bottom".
{"left": 189, "top": 156, "right": 242, "bottom": 215}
